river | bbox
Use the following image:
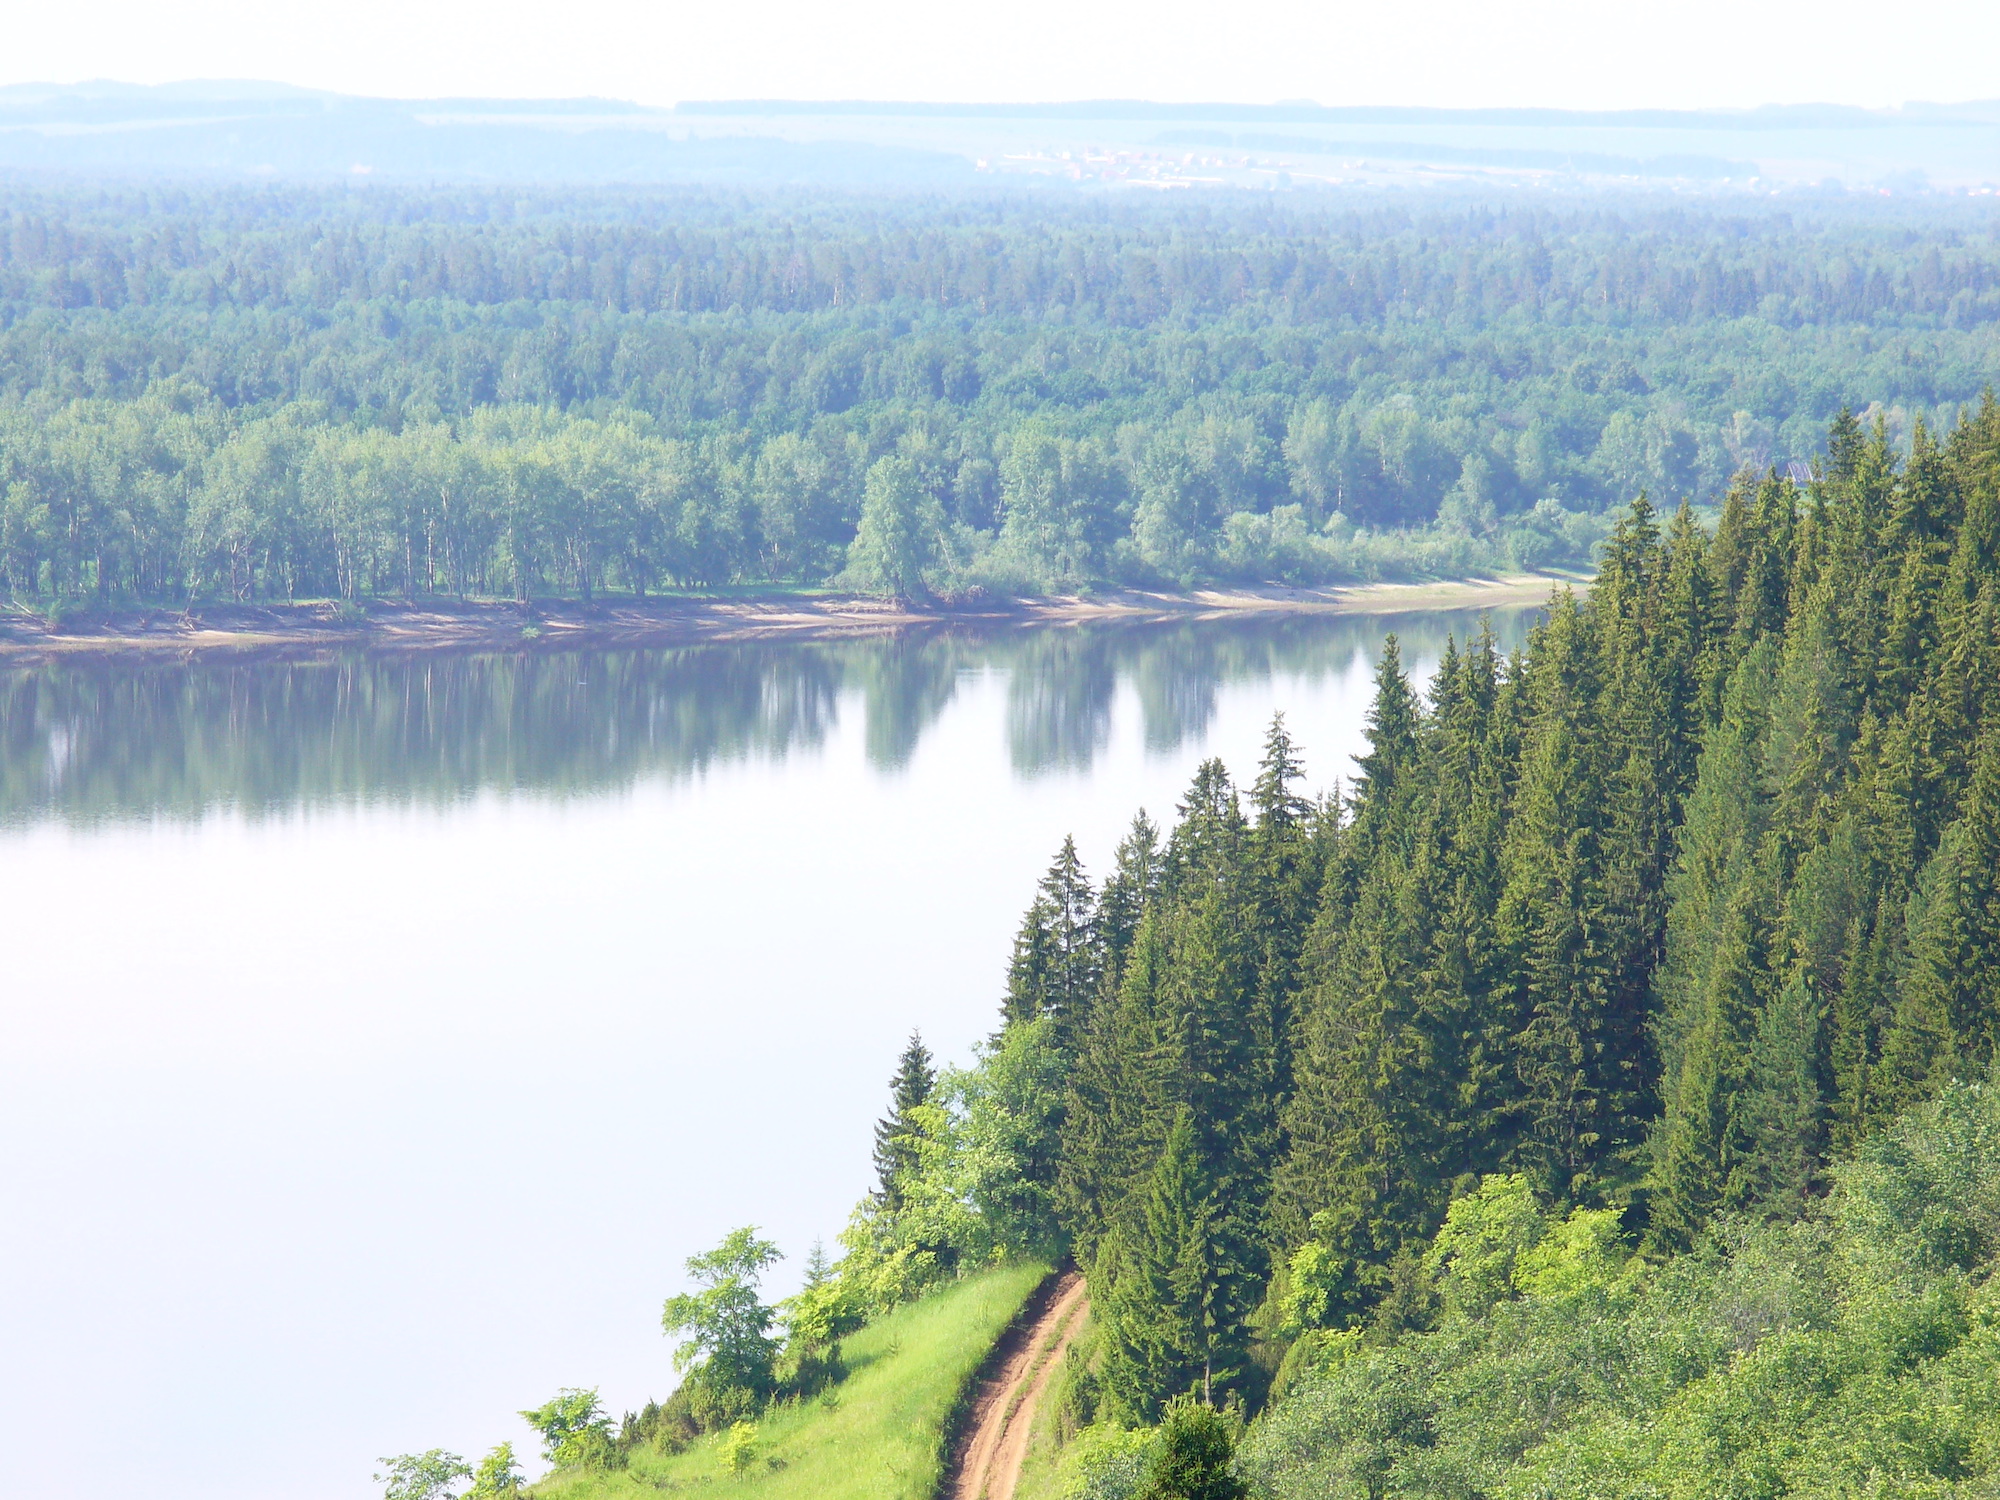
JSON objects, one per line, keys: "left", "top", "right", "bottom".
{"left": 0, "top": 606, "right": 1537, "bottom": 1500}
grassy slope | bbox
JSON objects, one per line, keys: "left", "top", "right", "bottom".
{"left": 531, "top": 1262, "right": 1049, "bottom": 1500}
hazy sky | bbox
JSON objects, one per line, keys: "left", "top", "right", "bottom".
{"left": 7, "top": 0, "right": 2000, "bottom": 110}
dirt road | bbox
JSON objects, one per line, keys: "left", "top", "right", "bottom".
{"left": 946, "top": 1271, "right": 1091, "bottom": 1500}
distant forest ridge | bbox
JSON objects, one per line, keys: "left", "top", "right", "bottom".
{"left": 0, "top": 188, "right": 1996, "bottom": 603}
{"left": 0, "top": 82, "right": 1997, "bottom": 188}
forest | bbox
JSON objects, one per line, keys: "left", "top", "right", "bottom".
{"left": 389, "top": 397, "right": 2000, "bottom": 1498}
{"left": 3, "top": 185, "right": 2000, "bottom": 604}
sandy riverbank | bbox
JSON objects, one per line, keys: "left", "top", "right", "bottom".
{"left": 0, "top": 572, "right": 1586, "bottom": 661}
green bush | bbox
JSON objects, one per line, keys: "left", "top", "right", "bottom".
{"left": 1239, "top": 1083, "right": 2000, "bottom": 1500}
{"left": 1137, "top": 1402, "right": 1246, "bottom": 1500}
{"left": 518, "top": 1390, "right": 617, "bottom": 1473}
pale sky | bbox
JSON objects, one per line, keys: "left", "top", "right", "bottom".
{"left": 6, "top": 0, "right": 1999, "bottom": 111}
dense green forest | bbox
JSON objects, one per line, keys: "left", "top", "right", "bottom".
{"left": 5, "top": 187, "right": 1999, "bottom": 603}
{"left": 395, "top": 399, "right": 2000, "bottom": 1499}
{"left": 995, "top": 399, "right": 2000, "bottom": 1495}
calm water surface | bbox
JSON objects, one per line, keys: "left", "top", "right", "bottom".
{"left": 0, "top": 608, "right": 1535, "bottom": 1500}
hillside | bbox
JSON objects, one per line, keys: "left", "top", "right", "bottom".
{"left": 528, "top": 1262, "right": 1047, "bottom": 1500}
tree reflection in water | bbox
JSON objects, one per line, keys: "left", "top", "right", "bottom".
{"left": 0, "top": 608, "right": 1541, "bottom": 824}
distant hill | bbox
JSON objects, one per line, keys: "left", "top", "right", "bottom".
{"left": 0, "top": 83, "right": 973, "bottom": 186}
{"left": 0, "top": 82, "right": 1996, "bottom": 189}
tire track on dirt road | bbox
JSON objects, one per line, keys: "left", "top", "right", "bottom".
{"left": 946, "top": 1271, "right": 1090, "bottom": 1500}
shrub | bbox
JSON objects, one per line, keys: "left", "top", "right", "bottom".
{"left": 518, "top": 1388, "right": 616, "bottom": 1471}
{"left": 717, "top": 1420, "right": 759, "bottom": 1475}
{"left": 1138, "top": 1401, "right": 1246, "bottom": 1500}
{"left": 374, "top": 1450, "right": 471, "bottom": 1500}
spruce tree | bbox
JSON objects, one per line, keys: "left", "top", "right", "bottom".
{"left": 1137, "top": 1400, "right": 1248, "bottom": 1500}
{"left": 1706, "top": 474, "right": 1757, "bottom": 623}
{"left": 1344, "top": 636, "right": 1422, "bottom": 864}
{"left": 1250, "top": 713, "right": 1311, "bottom": 832}
{"left": 1829, "top": 895, "right": 1902, "bottom": 1149}
{"left": 1275, "top": 848, "right": 1443, "bottom": 1305}
{"left": 1733, "top": 471, "right": 1799, "bottom": 643}
{"left": 1763, "top": 590, "right": 1859, "bottom": 863}
{"left": 1819, "top": 414, "right": 1898, "bottom": 721}
{"left": 1101, "top": 1113, "right": 1251, "bottom": 1417}
{"left": 1737, "top": 966, "right": 1828, "bottom": 1219}
{"left": 1657, "top": 501, "right": 1724, "bottom": 760}
{"left": 1825, "top": 405, "right": 1865, "bottom": 484}
{"left": 1494, "top": 596, "right": 1636, "bottom": 1200}
{"left": 1648, "top": 861, "right": 1781, "bottom": 1248}
{"left": 1004, "top": 836, "right": 1100, "bottom": 1045}
{"left": 1777, "top": 814, "right": 1872, "bottom": 1160}
{"left": 1645, "top": 643, "right": 1778, "bottom": 1247}
{"left": 1245, "top": 714, "right": 1323, "bottom": 1117}
{"left": 872, "top": 1032, "right": 936, "bottom": 1212}
{"left": 1060, "top": 909, "right": 1168, "bottom": 1266}
{"left": 1280, "top": 627, "right": 1511, "bottom": 1284}
{"left": 1883, "top": 734, "right": 2000, "bottom": 1108}
{"left": 1165, "top": 758, "right": 1247, "bottom": 896}
{"left": 1098, "top": 810, "right": 1163, "bottom": 986}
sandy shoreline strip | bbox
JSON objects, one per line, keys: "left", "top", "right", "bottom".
{"left": 0, "top": 572, "right": 1586, "bottom": 662}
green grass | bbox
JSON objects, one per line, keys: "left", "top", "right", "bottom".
{"left": 530, "top": 1262, "right": 1050, "bottom": 1500}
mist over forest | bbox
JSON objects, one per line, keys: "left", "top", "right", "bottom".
{"left": 4, "top": 83, "right": 1999, "bottom": 188}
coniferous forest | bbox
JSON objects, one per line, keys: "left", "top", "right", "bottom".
{"left": 753, "top": 400, "right": 2000, "bottom": 1498}
{"left": 4, "top": 186, "right": 2000, "bottom": 604}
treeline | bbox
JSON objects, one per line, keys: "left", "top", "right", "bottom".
{"left": 8, "top": 187, "right": 2000, "bottom": 326}
{"left": 0, "top": 379, "right": 1612, "bottom": 602}
{"left": 3, "top": 188, "right": 1999, "bottom": 604}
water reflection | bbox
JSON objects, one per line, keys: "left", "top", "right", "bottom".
{"left": 855, "top": 635, "right": 962, "bottom": 771}
{"left": 1005, "top": 632, "right": 1119, "bottom": 776}
{"left": 0, "top": 608, "right": 1539, "bottom": 824}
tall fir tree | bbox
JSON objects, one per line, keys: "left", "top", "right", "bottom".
{"left": 1341, "top": 637, "right": 1422, "bottom": 873}
{"left": 1099, "top": 1112, "right": 1253, "bottom": 1419}
{"left": 871, "top": 1031, "right": 936, "bottom": 1213}
{"left": 1004, "top": 835, "right": 1101, "bottom": 1048}
{"left": 1098, "top": 810, "right": 1164, "bottom": 987}
{"left": 1880, "top": 727, "right": 2000, "bottom": 1108}
{"left": 1646, "top": 642, "right": 1780, "bottom": 1247}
